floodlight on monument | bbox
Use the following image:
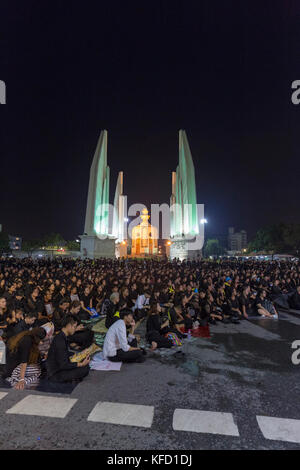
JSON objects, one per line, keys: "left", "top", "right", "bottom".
{"left": 200, "top": 218, "right": 207, "bottom": 224}
{"left": 124, "top": 218, "right": 129, "bottom": 222}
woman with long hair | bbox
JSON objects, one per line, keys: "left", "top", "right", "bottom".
{"left": 3, "top": 327, "right": 46, "bottom": 390}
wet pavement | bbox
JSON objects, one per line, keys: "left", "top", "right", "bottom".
{"left": 0, "top": 311, "right": 300, "bottom": 450}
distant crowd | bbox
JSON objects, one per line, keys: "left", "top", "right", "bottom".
{"left": 0, "top": 256, "right": 300, "bottom": 389}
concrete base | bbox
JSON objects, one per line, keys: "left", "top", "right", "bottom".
{"left": 80, "top": 235, "right": 116, "bottom": 259}
{"left": 170, "top": 238, "right": 202, "bottom": 261}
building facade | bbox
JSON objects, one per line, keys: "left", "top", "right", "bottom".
{"left": 228, "top": 227, "right": 247, "bottom": 252}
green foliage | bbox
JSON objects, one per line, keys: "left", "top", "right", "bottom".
{"left": 42, "top": 233, "right": 66, "bottom": 249}
{"left": 22, "top": 239, "right": 42, "bottom": 254}
{"left": 66, "top": 240, "right": 80, "bottom": 251}
{"left": 248, "top": 223, "right": 300, "bottom": 254}
{"left": 203, "top": 238, "right": 225, "bottom": 257}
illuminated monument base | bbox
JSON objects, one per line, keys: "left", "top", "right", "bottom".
{"left": 170, "top": 238, "right": 202, "bottom": 261}
{"left": 80, "top": 235, "right": 116, "bottom": 259}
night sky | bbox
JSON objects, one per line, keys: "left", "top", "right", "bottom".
{"left": 1, "top": 0, "right": 299, "bottom": 241}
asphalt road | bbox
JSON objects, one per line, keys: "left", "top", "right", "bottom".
{"left": 0, "top": 310, "right": 300, "bottom": 450}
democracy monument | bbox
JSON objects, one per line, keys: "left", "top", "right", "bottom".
{"left": 80, "top": 129, "right": 204, "bottom": 260}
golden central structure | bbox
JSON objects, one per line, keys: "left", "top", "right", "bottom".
{"left": 80, "top": 129, "right": 203, "bottom": 259}
{"left": 131, "top": 208, "right": 158, "bottom": 256}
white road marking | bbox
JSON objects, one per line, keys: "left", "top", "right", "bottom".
{"left": 0, "top": 392, "right": 8, "bottom": 400}
{"left": 6, "top": 394, "right": 77, "bottom": 418}
{"left": 173, "top": 409, "right": 240, "bottom": 436}
{"left": 257, "top": 415, "right": 300, "bottom": 444}
{"left": 87, "top": 401, "right": 154, "bottom": 428}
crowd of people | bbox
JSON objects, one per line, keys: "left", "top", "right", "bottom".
{"left": 0, "top": 256, "right": 299, "bottom": 390}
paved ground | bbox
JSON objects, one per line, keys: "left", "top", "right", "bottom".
{"left": 0, "top": 310, "right": 300, "bottom": 450}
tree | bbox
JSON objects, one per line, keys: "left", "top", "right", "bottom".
{"left": 203, "top": 238, "right": 225, "bottom": 257}
{"left": 42, "top": 233, "right": 66, "bottom": 249}
{"left": 22, "top": 239, "right": 42, "bottom": 256}
{"left": 66, "top": 240, "right": 80, "bottom": 251}
{"left": 247, "top": 223, "right": 299, "bottom": 254}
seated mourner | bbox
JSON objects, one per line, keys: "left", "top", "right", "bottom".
{"left": 68, "top": 300, "right": 94, "bottom": 349}
{"left": 146, "top": 302, "right": 173, "bottom": 349}
{"left": 2, "top": 327, "right": 46, "bottom": 389}
{"left": 46, "top": 315, "right": 90, "bottom": 383}
{"left": 103, "top": 309, "right": 145, "bottom": 363}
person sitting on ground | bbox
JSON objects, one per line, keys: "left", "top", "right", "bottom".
{"left": 146, "top": 302, "right": 173, "bottom": 349}
{"left": 226, "top": 288, "right": 242, "bottom": 321}
{"left": 289, "top": 285, "right": 300, "bottom": 310}
{"left": 133, "top": 290, "right": 151, "bottom": 321}
{"left": 53, "top": 297, "right": 70, "bottom": 332}
{"left": 103, "top": 309, "right": 145, "bottom": 363}
{"left": 4, "top": 308, "right": 25, "bottom": 339}
{"left": 46, "top": 315, "right": 90, "bottom": 383}
{"left": 11, "top": 311, "right": 38, "bottom": 336}
{"left": 105, "top": 292, "right": 120, "bottom": 329}
{"left": 68, "top": 300, "right": 94, "bottom": 349}
{"left": 204, "top": 293, "right": 223, "bottom": 324}
{"left": 254, "top": 289, "right": 277, "bottom": 318}
{"left": 2, "top": 327, "right": 46, "bottom": 389}
{"left": 167, "top": 303, "right": 186, "bottom": 338}
{"left": 239, "top": 286, "right": 255, "bottom": 319}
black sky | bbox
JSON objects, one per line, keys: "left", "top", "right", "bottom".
{"left": 0, "top": 0, "right": 299, "bottom": 241}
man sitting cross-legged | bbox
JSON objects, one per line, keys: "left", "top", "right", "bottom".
{"left": 103, "top": 309, "right": 145, "bottom": 363}
{"left": 46, "top": 314, "right": 90, "bottom": 383}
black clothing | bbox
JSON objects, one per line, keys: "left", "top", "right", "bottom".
{"left": 290, "top": 291, "right": 300, "bottom": 310}
{"left": 46, "top": 331, "right": 78, "bottom": 378}
{"left": 2, "top": 335, "right": 34, "bottom": 379}
{"left": 49, "top": 364, "right": 89, "bottom": 382}
{"left": 77, "top": 308, "right": 91, "bottom": 322}
{"left": 108, "top": 338, "right": 144, "bottom": 363}
{"left": 11, "top": 319, "right": 31, "bottom": 336}
{"left": 52, "top": 308, "right": 66, "bottom": 331}
{"left": 105, "top": 301, "right": 118, "bottom": 329}
{"left": 68, "top": 329, "right": 94, "bottom": 349}
{"left": 146, "top": 315, "right": 172, "bottom": 348}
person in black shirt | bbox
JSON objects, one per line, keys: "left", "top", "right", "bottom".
{"left": 68, "top": 300, "right": 94, "bottom": 349}
{"left": 12, "top": 311, "right": 38, "bottom": 336}
{"left": 146, "top": 303, "right": 173, "bottom": 349}
{"left": 289, "top": 286, "right": 300, "bottom": 310}
{"left": 2, "top": 327, "right": 46, "bottom": 389}
{"left": 105, "top": 292, "right": 120, "bottom": 329}
{"left": 46, "top": 315, "right": 90, "bottom": 383}
{"left": 53, "top": 298, "right": 70, "bottom": 332}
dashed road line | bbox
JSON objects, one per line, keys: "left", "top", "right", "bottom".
{"left": 257, "top": 415, "right": 300, "bottom": 444}
{"left": 87, "top": 401, "right": 154, "bottom": 428}
{"left": 6, "top": 394, "right": 78, "bottom": 418}
{"left": 2, "top": 391, "right": 300, "bottom": 445}
{"left": 173, "top": 409, "right": 239, "bottom": 436}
